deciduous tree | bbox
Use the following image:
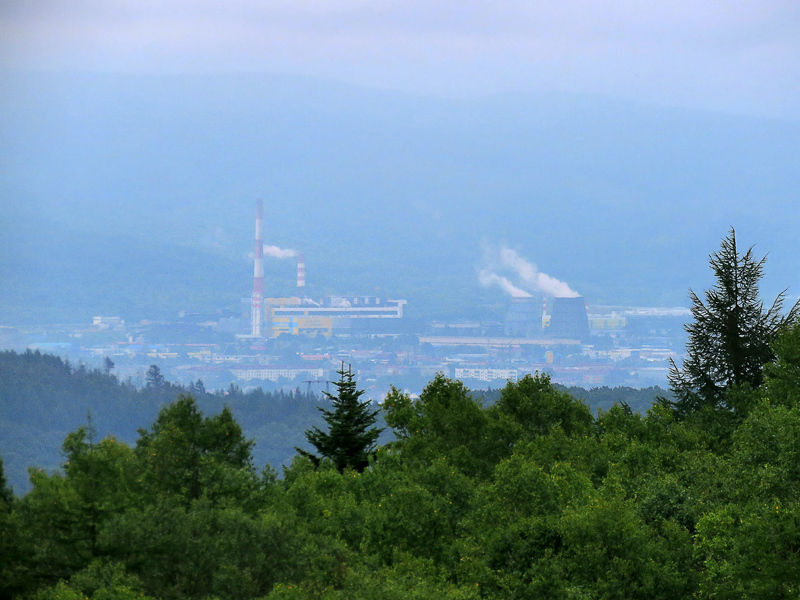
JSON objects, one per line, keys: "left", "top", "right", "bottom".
{"left": 135, "top": 395, "right": 255, "bottom": 503}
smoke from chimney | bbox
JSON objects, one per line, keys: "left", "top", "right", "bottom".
{"left": 479, "top": 244, "right": 579, "bottom": 299}
{"left": 263, "top": 245, "right": 297, "bottom": 259}
{"left": 479, "top": 270, "right": 531, "bottom": 298}
{"left": 499, "top": 248, "right": 579, "bottom": 298}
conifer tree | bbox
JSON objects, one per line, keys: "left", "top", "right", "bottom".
{"left": 0, "top": 455, "right": 12, "bottom": 508}
{"left": 145, "top": 364, "right": 165, "bottom": 389}
{"left": 668, "top": 228, "right": 800, "bottom": 416}
{"left": 298, "top": 363, "right": 382, "bottom": 472}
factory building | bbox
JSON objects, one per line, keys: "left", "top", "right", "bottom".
{"left": 266, "top": 296, "right": 407, "bottom": 338}
{"left": 500, "top": 295, "right": 591, "bottom": 342}
{"left": 251, "top": 200, "right": 265, "bottom": 337}
{"left": 230, "top": 365, "right": 325, "bottom": 382}
{"left": 247, "top": 202, "right": 407, "bottom": 338}
{"left": 454, "top": 368, "right": 519, "bottom": 382}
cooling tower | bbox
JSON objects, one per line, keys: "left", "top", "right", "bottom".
{"left": 548, "top": 296, "right": 590, "bottom": 341}
{"left": 505, "top": 297, "right": 540, "bottom": 337}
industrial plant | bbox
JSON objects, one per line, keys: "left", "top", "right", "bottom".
{"left": 246, "top": 200, "right": 408, "bottom": 340}
{"left": 2, "top": 200, "right": 691, "bottom": 394}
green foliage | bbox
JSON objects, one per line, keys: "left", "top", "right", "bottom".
{"left": 492, "top": 373, "right": 594, "bottom": 442}
{"left": 135, "top": 395, "right": 256, "bottom": 504}
{"left": 358, "top": 458, "right": 473, "bottom": 565}
{"left": 559, "top": 384, "right": 667, "bottom": 415}
{"left": 6, "top": 333, "right": 800, "bottom": 599}
{"left": 0, "top": 456, "right": 21, "bottom": 599}
{"left": 17, "top": 467, "right": 101, "bottom": 583}
{"left": 4, "top": 395, "right": 269, "bottom": 599}
{"left": 669, "top": 228, "right": 799, "bottom": 417}
{"left": 0, "top": 349, "right": 329, "bottom": 495}
{"left": 267, "top": 553, "right": 481, "bottom": 600}
{"left": 0, "top": 455, "right": 12, "bottom": 508}
{"left": 31, "top": 559, "right": 155, "bottom": 600}
{"left": 144, "top": 364, "right": 166, "bottom": 389}
{"left": 383, "top": 374, "right": 500, "bottom": 477}
{"left": 762, "top": 320, "right": 800, "bottom": 409}
{"left": 299, "top": 364, "right": 382, "bottom": 473}
{"left": 102, "top": 499, "right": 302, "bottom": 599}
{"left": 696, "top": 502, "right": 800, "bottom": 599}
{"left": 730, "top": 403, "right": 800, "bottom": 503}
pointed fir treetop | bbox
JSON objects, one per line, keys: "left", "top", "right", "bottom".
{"left": 669, "top": 228, "right": 800, "bottom": 416}
{"left": 297, "top": 363, "right": 383, "bottom": 473}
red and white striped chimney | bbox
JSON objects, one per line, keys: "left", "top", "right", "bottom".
{"left": 296, "top": 253, "right": 306, "bottom": 288}
{"left": 251, "top": 200, "right": 265, "bottom": 336}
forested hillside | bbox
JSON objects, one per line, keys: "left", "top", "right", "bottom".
{"left": 1, "top": 318, "right": 799, "bottom": 598}
{"left": 0, "top": 351, "right": 332, "bottom": 494}
{"left": 0, "top": 351, "right": 666, "bottom": 494}
{"left": 0, "top": 351, "right": 663, "bottom": 495}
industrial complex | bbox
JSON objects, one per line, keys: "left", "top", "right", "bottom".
{"left": 246, "top": 201, "right": 593, "bottom": 345}
{"left": 2, "top": 200, "right": 692, "bottom": 394}
{"left": 246, "top": 200, "right": 407, "bottom": 340}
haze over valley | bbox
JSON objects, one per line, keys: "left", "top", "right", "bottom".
{"left": 4, "top": 3, "right": 800, "bottom": 598}
{"left": 2, "top": 71, "right": 799, "bottom": 328}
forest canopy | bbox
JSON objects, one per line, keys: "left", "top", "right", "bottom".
{"left": 2, "top": 231, "right": 800, "bottom": 599}
{"left": 2, "top": 319, "right": 799, "bottom": 598}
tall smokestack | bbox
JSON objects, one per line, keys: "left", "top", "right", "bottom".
{"left": 297, "top": 253, "right": 306, "bottom": 288}
{"left": 251, "top": 200, "right": 264, "bottom": 336}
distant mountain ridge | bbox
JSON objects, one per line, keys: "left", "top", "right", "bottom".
{"left": 2, "top": 70, "right": 798, "bottom": 325}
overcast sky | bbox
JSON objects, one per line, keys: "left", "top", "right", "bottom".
{"left": 2, "top": 0, "right": 799, "bottom": 119}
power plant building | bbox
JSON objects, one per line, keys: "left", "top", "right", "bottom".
{"left": 247, "top": 200, "right": 407, "bottom": 338}
{"left": 266, "top": 296, "right": 407, "bottom": 338}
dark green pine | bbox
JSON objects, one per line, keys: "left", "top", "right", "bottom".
{"left": 298, "top": 363, "right": 383, "bottom": 473}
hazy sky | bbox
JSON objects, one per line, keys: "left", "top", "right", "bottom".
{"left": 2, "top": 0, "right": 799, "bottom": 120}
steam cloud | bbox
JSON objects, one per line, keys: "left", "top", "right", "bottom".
{"left": 263, "top": 245, "right": 297, "bottom": 259}
{"left": 479, "top": 270, "right": 531, "bottom": 298}
{"left": 480, "top": 245, "right": 579, "bottom": 298}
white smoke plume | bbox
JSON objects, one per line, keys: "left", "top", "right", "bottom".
{"left": 263, "top": 245, "right": 297, "bottom": 259}
{"left": 479, "top": 244, "right": 579, "bottom": 298}
{"left": 499, "top": 247, "right": 579, "bottom": 298}
{"left": 478, "top": 270, "right": 532, "bottom": 298}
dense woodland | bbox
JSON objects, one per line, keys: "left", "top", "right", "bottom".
{"left": 2, "top": 231, "right": 800, "bottom": 599}
{"left": 0, "top": 350, "right": 660, "bottom": 496}
{"left": 0, "top": 319, "right": 798, "bottom": 598}
{"left": 0, "top": 351, "right": 335, "bottom": 496}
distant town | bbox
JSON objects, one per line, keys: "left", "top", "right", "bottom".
{"left": 0, "top": 201, "right": 692, "bottom": 396}
{"left": 0, "top": 300, "right": 689, "bottom": 397}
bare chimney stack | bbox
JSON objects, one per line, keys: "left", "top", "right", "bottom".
{"left": 251, "top": 200, "right": 265, "bottom": 336}
{"left": 297, "top": 253, "right": 306, "bottom": 288}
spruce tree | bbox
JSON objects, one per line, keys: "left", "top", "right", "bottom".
{"left": 668, "top": 228, "right": 800, "bottom": 416}
{"left": 0, "top": 455, "right": 12, "bottom": 508}
{"left": 298, "top": 363, "right": 383, "bottom": 472}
